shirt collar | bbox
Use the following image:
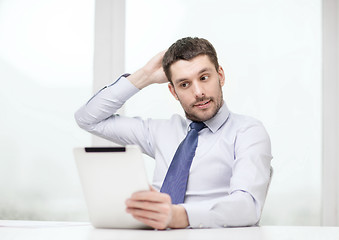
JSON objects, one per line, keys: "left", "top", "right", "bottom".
{"left": 186, "top": 101, "right": 230, "bottom": 133}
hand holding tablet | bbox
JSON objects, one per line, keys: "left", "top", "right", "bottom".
{"left": 73, "top": 145, "right": 150, "bottom": 229}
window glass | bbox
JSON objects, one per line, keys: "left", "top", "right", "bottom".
{"left": 0, "top": 0, "right": 94, "bottom": 220}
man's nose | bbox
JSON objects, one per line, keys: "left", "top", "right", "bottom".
{"left": 192, "top": 81, "right": 205, "bottom": 98}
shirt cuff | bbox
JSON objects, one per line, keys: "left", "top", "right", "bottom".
{"left": 87, "top": 74, "right": 139, "bottom": 104}
{"left": 110, "top": 74, "right": 140, "bottom": 102}
{"left": 181, "top": 201, "right": 218, "bottom": 228}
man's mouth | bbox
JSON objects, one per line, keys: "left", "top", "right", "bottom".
{"left": 193, "top": 99, "right": 211, "bottom": 109}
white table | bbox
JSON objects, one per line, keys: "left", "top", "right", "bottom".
{"left": 1, "top": 220, "right": 339, "bottom": 240}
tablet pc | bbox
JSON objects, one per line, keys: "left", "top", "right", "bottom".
{"left": 73, "top": 145, "right": 150, "bottom": 229}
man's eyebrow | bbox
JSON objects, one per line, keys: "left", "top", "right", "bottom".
{"left": 174, "top": 78, "right": 188, "bottom": 84}
{"left": 198, "top": 67, "right": 213, "bottom": 75}
{"left": 173, "top": 67, "right": 214, "bottom": 84}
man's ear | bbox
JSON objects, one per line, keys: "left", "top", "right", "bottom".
{"left": 218, "top": 66, "right": 225, "bottom": 87}
{"left": 168, "top": 83, "right": 179, "bottom": 100}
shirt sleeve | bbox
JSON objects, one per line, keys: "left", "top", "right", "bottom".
{"left": 182, "top": 122, "right": 272, "bottom": 228}
{"left": 74, "top": 76, "right": 156, "bottom": 157}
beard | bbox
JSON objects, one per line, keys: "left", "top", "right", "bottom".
{"left": 178, "top": 89, "right": 224, "bottom": 122}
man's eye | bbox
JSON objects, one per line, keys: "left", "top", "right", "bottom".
{"left": 181, "top": 83, "right": 189, "bottom": 88}
{"left": 201, "top": 76, "right": 209, "bottom": 81}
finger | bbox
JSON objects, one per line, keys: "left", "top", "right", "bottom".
{"left": 128, "top": 208, "right": 170, "bottom": 230}
{"left": 126, "top": 199, "right": 158, "bottom": 212}
{"left": 127, "top": 207, "right": 162, "bottom": 220}
{"left": 133, "top": 215, "right": 168, "bottom": 230}
{"left": 126, "top": 204, "right": 170, "bottom": 223}
{"left": 126, "top": 199, "right": 171, "bottom": 214}
{"left": 131, "top": 191, "right": 171, "bottom": 203}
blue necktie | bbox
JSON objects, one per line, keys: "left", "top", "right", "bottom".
{"left": 160, "top": 121, "right": 206, "bottom": 204}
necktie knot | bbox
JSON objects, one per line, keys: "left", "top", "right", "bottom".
{"left": 189, "top": 121, "right": 206, "bottom": 132}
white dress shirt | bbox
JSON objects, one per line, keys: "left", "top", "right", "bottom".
{"left": 75, "top": 76, "right": 273, "bottom": 228}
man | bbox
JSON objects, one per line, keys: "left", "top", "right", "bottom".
{"left": 75, "top": 37, "right": 272, "bottom": 229}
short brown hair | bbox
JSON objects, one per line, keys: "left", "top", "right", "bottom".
{"left": 162, "top": 37, "right": 219, "bottom": 83}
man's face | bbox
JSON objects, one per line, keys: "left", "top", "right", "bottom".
{"left": 168, "top": 55, "right": 225, "bottom": 122}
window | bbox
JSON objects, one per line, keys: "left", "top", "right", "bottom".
{"left": 0, "top": 0, "right": 94, "bottom": 220}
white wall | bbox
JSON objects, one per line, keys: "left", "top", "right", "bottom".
{"left": 322, "top": 0, "right": 339, "bottom": 226}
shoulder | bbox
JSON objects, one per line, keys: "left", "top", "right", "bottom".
{"left": 227, "top": 113, "right": 272, "bottom": 163}
{"left": 227, "top": 112, "right": 270, "bottom": 141}
{"left": 229, "top": 112, "right": 263, "bottom": 130}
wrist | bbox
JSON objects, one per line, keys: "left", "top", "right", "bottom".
{"left": 168, "top": 204, "right": 189, "bottom": 229}
{"left": 127, "top": 68, "right": 153, "bottom": 89}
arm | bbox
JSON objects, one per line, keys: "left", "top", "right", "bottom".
{"left": 74, "top": 51, "right": 168, "bottom": 151}
{"left": 183, "top": 123, "right": 272, "bottom": 228}
{"left": 75, "top": 51, "right": 185, "bottom": 228}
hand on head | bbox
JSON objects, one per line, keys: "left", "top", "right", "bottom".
{"left": 127, "top": 51, "right": 168, "bottom": 89}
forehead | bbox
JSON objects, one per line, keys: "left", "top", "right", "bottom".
{"left": 170, "top": 55, "right": 216, "bottom": 82}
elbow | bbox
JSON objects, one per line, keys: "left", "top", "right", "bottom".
{"left": 74, "top": 109, "right": 94, "bottom": 132}
{"left": 74, "top": 110, "right": 85, "bottom": 128}
{"left": 211, "top": 192, "right": 261, "bottom": 227}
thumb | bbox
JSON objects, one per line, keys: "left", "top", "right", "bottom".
{"left": 149, "top": 185, "right": 157, "bottom": 192}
